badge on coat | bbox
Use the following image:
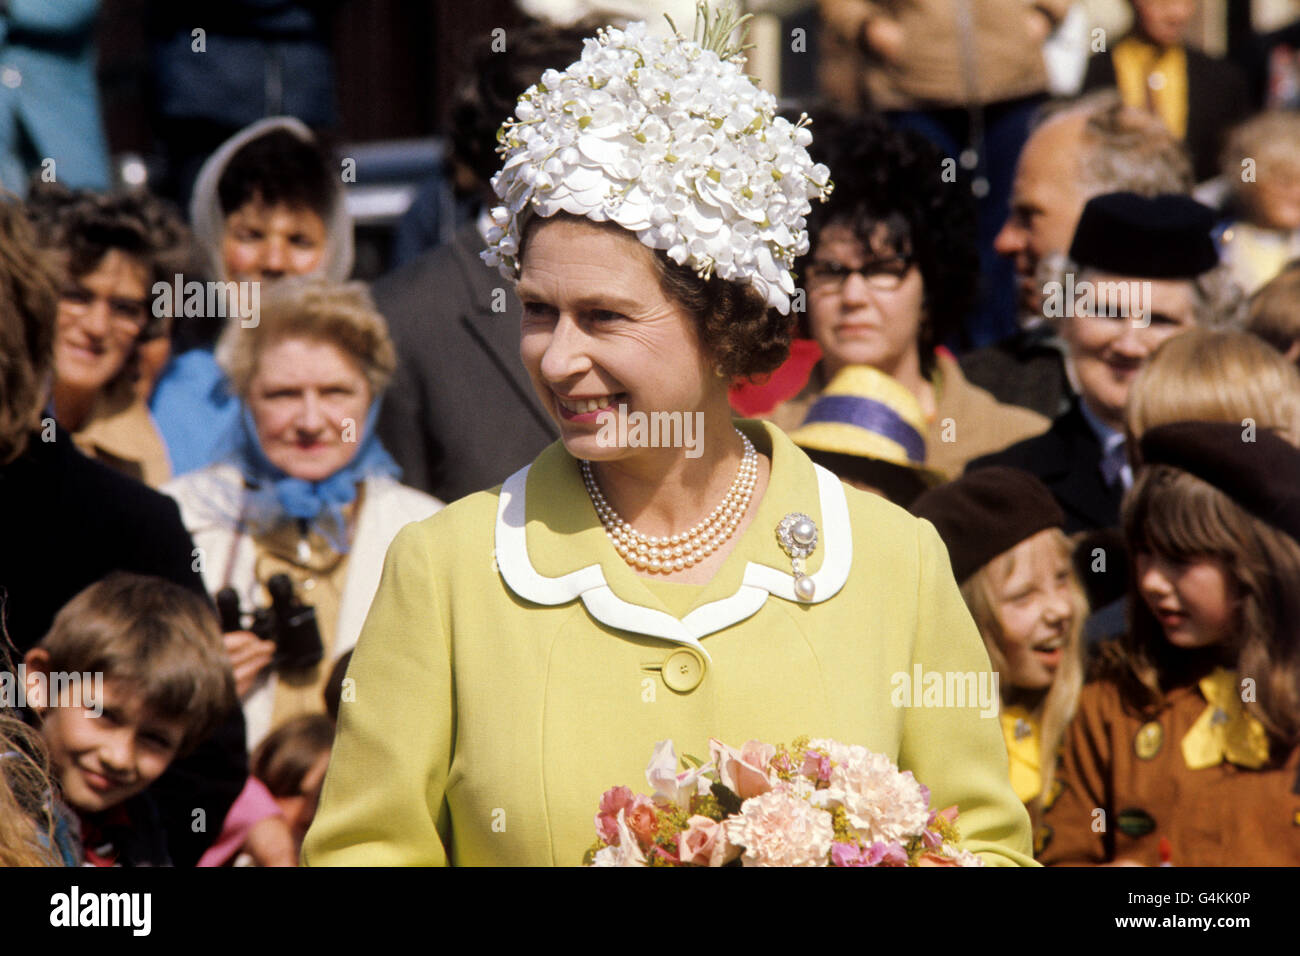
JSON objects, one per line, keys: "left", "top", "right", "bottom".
{"left": 1134, "top": 721, "right": 1163, "bottom": 760}
{"left": 1116, "top": 807, "right": 1156, "bottom": 838}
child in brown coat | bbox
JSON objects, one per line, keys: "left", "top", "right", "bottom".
{"left": 1040, "top": 423, "right": 1300, "bottom": 865}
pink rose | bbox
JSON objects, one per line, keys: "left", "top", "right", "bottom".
{"left": 709, "top": 738, "right": 776, "bottom": 800}
{"left": 625, "top": 795, "right": 660, "bottom": 849}
{"left": 595, "top": 786, "right": 635, "bottom": 844}
{"left": 678, "top": 815, "right": 741, "bottom": 867}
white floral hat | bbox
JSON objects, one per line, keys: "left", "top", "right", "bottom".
{"left": 480, "top": 5, "right": 833, "bottom": 316}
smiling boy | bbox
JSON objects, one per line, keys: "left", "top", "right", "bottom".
{"left": 23, "top": 573, "right": 235, "bottom": 866}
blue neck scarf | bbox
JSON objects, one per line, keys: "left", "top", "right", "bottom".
{"left": 222, "top": 401, "right": 400, "bottom": 554}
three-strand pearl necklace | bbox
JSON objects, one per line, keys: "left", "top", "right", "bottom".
{"left": 581, "top": 428, "right": 758, "bottom": 574}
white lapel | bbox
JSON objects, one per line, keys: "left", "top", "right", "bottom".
{"left": 493, "top": 460, "right": 853, "bottom": 658}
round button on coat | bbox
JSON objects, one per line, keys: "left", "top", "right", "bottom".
{"left": 662, "top": 648, "right": 705, "bottom": 693}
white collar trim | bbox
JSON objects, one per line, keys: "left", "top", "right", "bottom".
{"left": 493, "top": 461, "right": 853, "bottom": 657}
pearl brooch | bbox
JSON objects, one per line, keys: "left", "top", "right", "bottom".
{"left": 776, "top": 512, "right": 819, "bottom": 601}
{"left": 581, "top": 428, "right": 757, "bottom": 575}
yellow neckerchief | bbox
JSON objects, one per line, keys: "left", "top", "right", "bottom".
{"left": 1000, "top": 704, "right": 1042, "bottom": 804}
{"left": 1180, "top": 667, "right": 1270, "bottom": 770}
{"left": 1113, "top": 36, "right": 1188, "bottom": 140}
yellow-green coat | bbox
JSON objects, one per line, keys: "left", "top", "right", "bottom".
{"left": 303, "top": 421, "right": 1035, "bottom": 866}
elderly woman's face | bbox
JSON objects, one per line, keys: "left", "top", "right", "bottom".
{"left": 222, "top": 198, "right": 327, "bottom": 281}
{"left": 54, "top": 249, "right": 150, "bottom": 396}
{"left": 247, "top": 337, "right": 371, "bottom": 482}
{"left": 806, "top": 222, "right": 925, "bottom": 377}
{"left": 517, "top": 217, "right": 717, "bottom": 464}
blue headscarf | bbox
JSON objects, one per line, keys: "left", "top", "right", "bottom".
{"left": 219, "top": 400, "right": 400, "bottom": 554}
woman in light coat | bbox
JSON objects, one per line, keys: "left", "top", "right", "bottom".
{"left": 165, "top": 278, "right": 441, "bottom": 749}
{"left": 304, "top": 15, "right": 1034, "bottom": 866}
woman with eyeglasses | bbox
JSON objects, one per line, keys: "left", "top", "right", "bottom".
{"left": 769, "top": 114, "right": 1050, "bottom": 480}
{"left": 29, "top": 185, "right": 190, "bottom": 487}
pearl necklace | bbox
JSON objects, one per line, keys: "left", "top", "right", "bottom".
{"left": 581, "top": 429, "right": 758, "bottom": 574}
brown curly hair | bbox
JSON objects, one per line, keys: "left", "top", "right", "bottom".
{"left": 519, "top": 213, "right": 790, "bottom": 381}
{"left": 0, "top": 199, "right": 60, "bottom": 466}
{"left": 25, "top": 182, "right": 191, "bottom": 341}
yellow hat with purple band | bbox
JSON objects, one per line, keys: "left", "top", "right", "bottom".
{"left": 790, "top": 366, "right": 932, "bottom": 466}
{"left": 789, "top": 365, "right": 943, "bottom": 505}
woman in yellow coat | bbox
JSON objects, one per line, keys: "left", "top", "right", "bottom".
{"left": 303, "top": 10, "right": 1033, "bottom": 867}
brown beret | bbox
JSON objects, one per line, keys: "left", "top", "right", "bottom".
{"left": 1139, "top": 421, "right": 1300, "bottom": 545}
{"left": 909, "top": 467, "right": 1066, "bottom": 584}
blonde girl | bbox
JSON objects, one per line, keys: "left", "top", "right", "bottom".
{"left": 912, "top": 467, "right": 1088, "bottom": 833}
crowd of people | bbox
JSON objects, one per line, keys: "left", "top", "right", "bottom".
{"left": 2, "top": 0, "right": 1300, "bottom": 868}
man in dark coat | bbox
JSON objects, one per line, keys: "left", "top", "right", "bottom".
{"left": 374, "top": 222, "right": 557, "bottom": 502}
{"left": 372, "top": 22, "right": 593, "bottom": 501}
{"left": 961, "top": 94, "right": 1194, "bottom": 420}
{"left": 968, "top": 192, "right": 1228, "bottom": 613}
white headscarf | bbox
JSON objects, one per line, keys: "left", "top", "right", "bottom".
{"left": 188, "top": 116, "right": 355, "bottom": 283}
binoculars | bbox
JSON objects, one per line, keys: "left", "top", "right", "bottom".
{"left": 217, "top": 573, "right": 324, "bottom": 671}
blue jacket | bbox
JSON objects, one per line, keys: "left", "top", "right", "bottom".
{"left": 0, "top": 0, "right": 110, "bottom": 196}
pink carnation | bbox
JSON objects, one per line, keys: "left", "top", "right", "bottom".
{"left": 831, "top": 841, "right": 909, "bottom": 867}
{"left": 590, "top": 809, "right": 647, "bottom": 867}
{"left": 831, "top": 842, "right": 868, "bottom": 867}
{"left": 807, "top": 745, "right": 930, "bottom": 845}
{"left": 596, "top": 786, "right": 636, "bottom": 844}
{"left": 725, "top": 788, "right": 834, "bottom": 867}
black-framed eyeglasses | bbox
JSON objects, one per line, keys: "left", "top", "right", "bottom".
{"left": 59, "top": 285, "right": 150, "bottom": 338}
{"left": 804, "top": 256, "right": 912, "bottom": 293}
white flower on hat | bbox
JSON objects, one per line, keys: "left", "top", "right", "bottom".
{"left": 480, "top": 3, "right": 833, "bottom": 315}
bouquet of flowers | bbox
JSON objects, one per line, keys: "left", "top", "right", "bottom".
{"left": 584, "top": 736, "right": 985, "bottom": 867}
